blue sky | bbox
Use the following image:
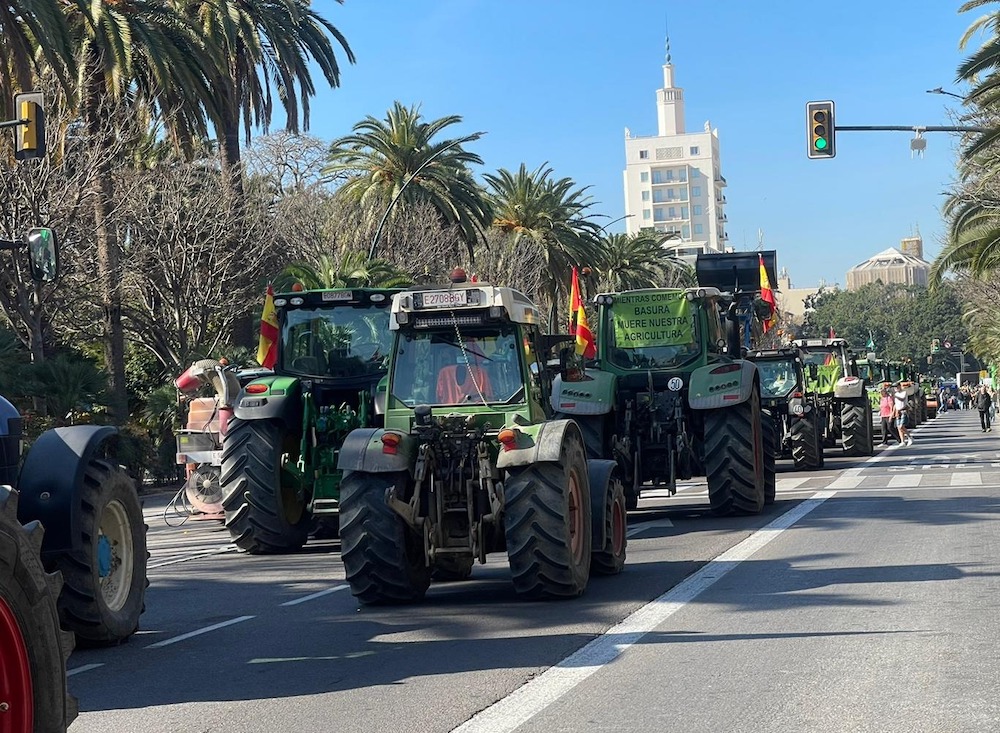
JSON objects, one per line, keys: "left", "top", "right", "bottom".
{"left": 291, "top": 0, "right": 976, "bottom": 288}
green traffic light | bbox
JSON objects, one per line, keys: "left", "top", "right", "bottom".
{"left": 815, "top": 137, "right": 828, "bottom": 150}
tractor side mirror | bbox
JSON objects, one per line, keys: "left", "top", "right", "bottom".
{"left": 26, "top": 227, "right": 58, "bottom": 283}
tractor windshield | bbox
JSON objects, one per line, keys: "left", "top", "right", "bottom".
{"left": 281, "top": 305, "right": 392, "bottom": 379}
{"left": 390, "top": 326, "right": 524, "bottom": 407}
{"left": 603, "top": 291, "right": 701, "bottom": 370}
{"left": 757, "top": 360, "right": 798, "bottom": 399}
{"left": 799, "top": 348, "right": 843, "bottom": 391}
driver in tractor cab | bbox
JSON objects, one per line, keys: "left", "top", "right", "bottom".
{"left": 435, "top": 337, "right": 496, "bottom": 404}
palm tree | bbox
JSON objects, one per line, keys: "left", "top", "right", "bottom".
{"left": 484, "top": 163, "right": 603, "bottom": 328}
{"left": 178, "top": 0, "right": 355, "bottom": 189}
{"left": 594, "top": 231, "right": 694, "bottom": 292}
{"left": 0, "top": 0, "right": 75, "bottom": 108}
{"left": 274, "top": 251, "right": 412, "bottom": 291}
{"left": 324, "top": 102, "right": 491, "bottom": 259}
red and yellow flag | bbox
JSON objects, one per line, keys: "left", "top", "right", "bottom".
{"left": 568, "top": 267, "right": 582, "bottom": 336}
{"left": 759, "top": 254, "right": 777, "bottom": 334}
{"left": 256, "top": 284, "right": 279, "bottom": 369}
{"left": 575, "top": 299, "right": 597, "bottom": 359}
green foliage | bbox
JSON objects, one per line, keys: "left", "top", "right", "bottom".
{"left": 274, "top": 251, "right": 412, "bottom": 291}
{"left": 594, "top": 232, "right": 695, "bottom": 292}
{"left": 802, "top": 282, "right": 969, "bottom": 375}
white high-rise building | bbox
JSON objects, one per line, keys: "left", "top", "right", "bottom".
{"left": 623, "top": 40, "right": 728, "bottom": 260}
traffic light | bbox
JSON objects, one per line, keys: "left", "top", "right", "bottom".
{"left": 806, "top": 100, "right": 836, "bottom": 159}
{"left": 931, "top": 338, "right": 941, "bottom": 354}
{"left": 13, "top": 92, "right": 45, "bottom": 161}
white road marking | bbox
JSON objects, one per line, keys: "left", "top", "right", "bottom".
{"left": 826, "top": 469, "right": 864, "bottom": 490}
{"left": 67, "top": 663, "right": 104, "bottom": 677}
{"left": 888, "top": 474, "right": 922, "bottom": 488}
{"left": 951, "top": 472, "right": 983, "bottom": 487}
{"left": 776, "top": 476, "right": 810, "bottom": 491}
{"left": 625, "top": 518, "right": 673, "bottom": 538}
{"left": 280, "top": 585, "right": 350, "bottom": 607}
{"left": 145, "top": 615, "right": 255, "bottom": 649}
{"left": 148, "top": 547, "right": 238, "bottom": 570}
{"left": 451, "top": 491, "right": 837, "bottom": 733}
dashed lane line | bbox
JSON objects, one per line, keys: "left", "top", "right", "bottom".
{"left": 280, "top": 585, "right": 350, "bottom": 607}
{"left": 67, "top": 663, "right": 104, "bottom": 677}
{"left": 145, "top": 615, "right": 255, "bottom": 649}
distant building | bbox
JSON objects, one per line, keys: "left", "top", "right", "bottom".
{"left": 899, "top": 234, "right": 923, "bottom": 259}
{"left": 846, "top": 240, "right": 930, "bottom": 290}
{"left": 622, "top": 36, "right": 728, "bottom": 263}
{"left": 775, "top": 267, "right": 827, "bottom": 325}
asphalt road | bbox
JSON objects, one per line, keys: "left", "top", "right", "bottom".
{"left": 67, "top": 408, "right": 1000, "bottom": 732}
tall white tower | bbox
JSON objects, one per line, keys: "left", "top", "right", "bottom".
{"left": 622, "top": 35, "right": 728, "bottom": 262}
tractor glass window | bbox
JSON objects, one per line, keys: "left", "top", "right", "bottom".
{"left": 757, "top": 360, "right": 797, "bottom": 399}
{"left": 281, "top": 306, "right": 391, "bottom": 378}
{"left": 391, "top": 327, "right": 524, "bottom": 407}
{"left": 604, "top": 309, "right": 701, "bottom": 370}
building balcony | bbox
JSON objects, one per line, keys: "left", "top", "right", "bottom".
{"left": 715, "top": 175, "right": 727, "bottom": 187}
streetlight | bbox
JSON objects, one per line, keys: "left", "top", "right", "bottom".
{"left": 368, "top": 132, "right": 484, "bottom": 260}
{"left": 926, "top": 87, "right": 965, "bottom": 101}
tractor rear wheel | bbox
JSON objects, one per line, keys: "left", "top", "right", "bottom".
{"left": 553, "top": 414, "right": 607, "bottom": 460}
{"left": 220, "top": 418, "right": 310, "bottom": 554}
{"left": 790, "top": 413, "right": 824, "bottom": 469}
{"left": 50, "top": 461, "right": 148, "bottom": 646}
{"left": 340, "top": 471, "right": 430, "bottom": 604}
{"left": 0, "top": 486, "right": 77, "bottom": 731}
{"left": 504, "top": 433, "right": 592, "bottom": 599}
{"left": 590, "top": 472, "right": 627, "bottom": 575}
{"left": 704, "top": 388, "right": 767, "bottom": 515}
{"left": 761, "top": 410, "right": 777, "bottom": 505}
{"left": 841, "top": 397, "right": 874, "bottom": 457}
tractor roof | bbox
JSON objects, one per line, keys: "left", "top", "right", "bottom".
{"left": 749, "top": 347, "right": 801, "bottom": 360}
{"left": 593, "top": 286, "right": 723, "bottom": 303}
{"left": 391, "top": 282, "right": 540, "bottom": 330}
{"left": 792, "top": 338, "right": 850, "bottom": 349}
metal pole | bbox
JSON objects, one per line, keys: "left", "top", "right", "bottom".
{"left": 835, "top": 125, "right": 987, "bottom": 133}
{"left": 0, "top": 118, "right": 28, "bottom": 130}
{"left": 368, "top": 132, "right": 482, "bottom": 261}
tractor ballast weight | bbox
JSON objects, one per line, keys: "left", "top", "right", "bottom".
{"left": 552, "top": 286, "right": 773, "bottom": 514}
{"left": 337, "top": 276, "right": 627, "bottom": 603}
{"left": 220, "top": 287, "right": 398, "bottom": 554}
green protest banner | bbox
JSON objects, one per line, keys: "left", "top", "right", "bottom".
{"left": 611, "top": 291, "right": 693, "bottom": 348}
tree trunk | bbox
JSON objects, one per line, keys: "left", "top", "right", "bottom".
{"left": 217, "top": 97, "right": 244, "bottom": 200}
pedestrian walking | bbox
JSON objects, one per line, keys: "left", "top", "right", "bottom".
{"left": 977, "top": 385, "right": 993, "bottom": 432}
{"left": 878, "top": 384, "right": 897, "bottom": 445}
{"left": 892, "top": 382, "right": 913, "bottom": 446}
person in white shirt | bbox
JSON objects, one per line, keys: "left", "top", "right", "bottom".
{"left": 892, "top": 382, "right": 912, "bottom": 446}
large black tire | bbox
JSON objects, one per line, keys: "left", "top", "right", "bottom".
{"left": 704, "top": 388, "right": 767, "bottom": 515}
{"left": 220, "top": 417, "right": 310, "bottom": 554}
{"left": 340, "top": 471, "right": 430, "bottom": 604}
{"left": 761, "top": 411, "right": 777, "bottom": 506}
{"left": 0, "top": 486, "right": 77, "bottom": 732}
{"left": 790, "top": 413, "right": 824, "bottom": 469}
{"left": 504, "top": 433, "right": 592, "bottom": 599}
{"left": 49, "top": 461, "right": 148, "bottom": 646}
{"left": 841, "top": 398, "right": 874, "bottom": 457}
{"left": 590, "top": 472, "right": 627, "bottom": 575}
{"left": 553, "top": 413, "right": 606, "bottom": 459}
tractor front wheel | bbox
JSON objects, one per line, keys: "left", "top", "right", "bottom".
{"left": 790, "top": 412, "right": 824, "bottom": 470}
{"left": 220, "top": 418, "right": 310, "bottom": 554}
{"left": 841, "top": 398, "right": 874, "bottom": 457}
{"left": 504, "top": 434, "right": 592, "bottom": 599}
{"left": 340, "top": 471, "right": 430, "bottom": 604}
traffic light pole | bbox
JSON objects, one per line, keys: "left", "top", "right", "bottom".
{"left": 0, "top": 118, "right": 28, "bottom": 129}
{"left": 835, "top": 125, "right": 988, "bottom": 133}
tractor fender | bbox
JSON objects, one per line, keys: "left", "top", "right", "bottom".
{"left": 550, "top": 371, "right": 616, "bottom": 416}
{"left": 496, "top": 419, "right": 585, "bottom": 470}
{"left": 16, "top": 425, "right": 117, "bottom": 555}
{"left": 232, "top": 375, "right": 301, "bottom": 429}
{"left": 834, "top": 376, "right": 865, "bottom": 399}
{"left": 688, "top": 361, "right": 758, "bottom": 410}
{"left": 586, "top": 458, "right": 617, "bottom": 551}
{"left": 337, "top": 428, "right": 415, "bottom": 474}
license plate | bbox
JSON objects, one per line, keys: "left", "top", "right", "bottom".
{"left": 322, "top": 290, "right": 354, "bottom": 302}
{"left": 420, "top": 290, "right": 467, "bottom": 308}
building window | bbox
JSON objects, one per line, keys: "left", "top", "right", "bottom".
{"left": 681, "top": 206, "right": 689, "bottom": 219}
{"left": 691, "top": 186, "right": 701, "bottom": 197}
{"left": 667, "top": 189, "right": 676, "bottom": 200}
{"left": 668, "top": 207, "right": 676, "bottom": 218}
{"left": 666, "top": 170, "right": 674, "bottom": 181}
{"left": 678, "top": 171, "right": 688, "bottom": 183}
{"left": 693, "top": 204, "right": 703, "bottom": 216}
{"left": 642, "top": 209, "right": 651, "bottom": 220}
{"left": 694, "top": 224, "right": 704, "bottom": 235}
{"left": 639, "top": 150, "right": 649, "bottom": 159}
{"left": 640, "top": 171, "right": 649, "bottom": 183}
{"left": 680, "top": 190, "right": 688, "bottom": 201}
{"left": 689, "top": 146, "right": 700, "bottom": 155}
{"left": 651, "top": 170, "right": 664, "bottom": 184}
{"left": 682, "top": 225, "right": 691, "bottom": 238}
{"left": 641, "top": 191, "right": 650, "bottom": 201}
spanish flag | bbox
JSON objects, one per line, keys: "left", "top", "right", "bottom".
{"left": 256, "top": 284, "right": 279, "bottom": 369}
{"left": 568, "top": 266, "right": 582, "bottom": 336}
{"left": 575, "top": 297, "right": 597, "bottom": 359}
{"left": 759, "top": 254, "right": 776, "bottom": 334}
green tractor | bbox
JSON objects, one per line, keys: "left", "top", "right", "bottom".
{"left": 337, "top": 274, "right": 626, "bottom": 603}
{"left": 855, "top": 356, "right": 889, "bottom": 412}
{"left": 792, "top": 338, "right": 874, "bottom": 457}
{"left": 748, "top": 347, "right": 825, "bottom": 470}
{"left": 551, "top": 284, "right": 774, "bottom": 515}
{"left": 219, "top": 287, "right": 398, "bottom": 553}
